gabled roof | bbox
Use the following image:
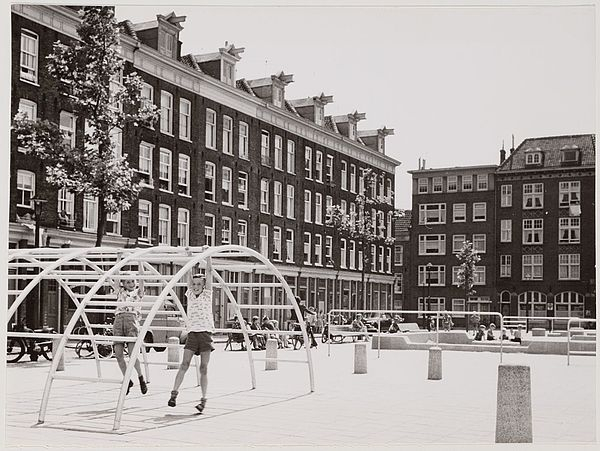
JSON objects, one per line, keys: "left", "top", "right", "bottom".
{"left": 497, "top": 134, "right": 595, "bottom": 172}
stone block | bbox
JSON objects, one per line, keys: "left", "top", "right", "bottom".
{"left": 265, "top": 338, "right": 278, "bottom": 370}
{"left": 166, "top": 336, "right": 180, "bottom": 369}
{"left": 354, "top": 342, "right": 367, "bottom": 374}
{"left": 531, "top": 328, "right": 546, "bottom": 337}
{"left": 427, "top": 346, "right": 442, "bottom": 380}
{"left": 495, "top": 364, "right": 533, "bottom": 443}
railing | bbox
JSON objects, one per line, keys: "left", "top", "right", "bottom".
{"left": 504, "top": 315, "right": 575, "bottom": 333}
{"left": 567, "top": 318, "right": 597, "bottom": 365}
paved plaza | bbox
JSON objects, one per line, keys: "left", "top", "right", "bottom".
{"left": 3, "top": 339, "right": 598, "bottom": 449}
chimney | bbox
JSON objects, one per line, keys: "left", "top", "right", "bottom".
{"left": 500, "top": 141, "right": 506, "bottom": 163}
{"left": 331, "top": 111, "right": 366, "bottom": 141}
{"left": 422, "top": 159, "right": 426, "bottom": 169}
{"left": 132, "top": 12, "right": 186, "bottom": 60}
{"left": 288, "top": 93, "right": 333, "bottom": 126}
{"left": 247, "top": 71, "right": 294, "bottom": 108}
{"left": 510, "top": 133, "right": 515, "bottom": 154}
{"left": 358, "top": 127, "right": 394, "bottom": 153}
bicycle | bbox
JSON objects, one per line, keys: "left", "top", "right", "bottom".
{"left": 75, "top": 318, "right": 115, "bottom": 359}
{"left": 6, "top": 321, "right": 56, "bottom": 363}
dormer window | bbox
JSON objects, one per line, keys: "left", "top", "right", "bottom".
{"left": 525, "top": 149, "right": 542, "bottom": 166}
{"left": 561, "top": 146, "right": 580, "bottom": 165}
{"left": 222, "top": 61, "right": 234, "bottom": 86}
{"left": 315, "top": 105, "right": 324, "bottom": 126}
{"left": 349, "top": 122, "right": 357, "bottom": 141}
{"left": 159, "top": 30, "right": 175, "bottom": 58}
{"left": 378, "top": 137, "right": 384, "bottom": 153}
{"left": 273, "top": 85, "right": 283, "bottom": 108}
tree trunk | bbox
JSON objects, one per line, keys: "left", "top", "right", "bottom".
{"left": 95, "top": 194, "right": 106, "bottom": 247}
{"left": 360, "top": 241, "right": 366, "bottom": 311}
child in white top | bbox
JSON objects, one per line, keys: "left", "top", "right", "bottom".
{"left": 168, "top": 267, "right": 214, "bottom": 413}
{"left": 113, "top": 271, "right": 147, "bottom": 395}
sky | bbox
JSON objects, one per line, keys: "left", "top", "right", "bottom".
{"left": 115, "top": 2, "right": 596, "bottom": 209}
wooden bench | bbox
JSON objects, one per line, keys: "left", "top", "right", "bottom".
{"left": 328, "top": 324, "right": 369, "bottom": 343}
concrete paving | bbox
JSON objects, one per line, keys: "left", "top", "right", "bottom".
{"left": 3, "top": 340, "right": 598, "bottom": 449}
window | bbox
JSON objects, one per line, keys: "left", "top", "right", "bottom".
{"left": 500, "top": 255, "right": 511, "bottom": 278}
{"left": 555, "top": 291, "right": 584, "bottom": 318}
{"left": 419, "top": 203, "right": 446, "bottom": 224}
{"left": 160, "top": 91, "right": 173, "bottom": 134}
{"left": 222, "top": 167, "right": 233, "bottom": 205}
{"left": 271, "top": 227, "right": 282, "bottom": 261}
{"left": 274, "top": 135, "right": 283, "bottom": 170}
{"left": 286, "top": 185, "right": 295, "bottom": 219}
{"left": 260, "top": 178, "right": 270, "bottom": 213}
{"left": 286, "top": 229, "right": 294, "bottom": 262}
{"left": 432, "top": 177, "right": 443, "bottom": 193}
{"left": 462, "top": 175, "right": 473, "bottom": 191}
{"left": 386, "top": 178, "right": 393, "bottom": 204}
{"left": 238, "top": 172, "right": 248, "bottom": 209}
{"left": 473, "top": 234, "right": 486, "bottom": 253}
{"left": 525, "top": 151, "right": 542, "bottom": 165}
{"left": 205, "top": 109, "right": 216, "bottom": 149}
{"left": 453, "top": 203, "right": 466, "bottom": 222}
{"left": 559, "top": 254, "right": 580, "bottom": 280}
{"left": 523, "top": 219, "right": 543, "bottom": 244}
{"left": 358, "top": 245, "right": 363, "bottom": 270}
{"left": 222, "top": 115, "right": 233, "bottom": 154}
{"left": 20, "top": 30, "right": 38, "bottom": 83}
{"left": 83, "top": 195, "right": 98, "bottom": 232}
{"left": 350, "top": 164, "right": 357, "bottom": 192}
{"left": 239, "top": 121, "right": 249, "bottom": 159}
{"left": 109, "top": 127, "right": 122, "bottom": 157}
{"left": 501, "top": 219, "right": 512, "bottom": 243}
{"left": 447, "top": 176, "right": 457, "bottom": 192}
{"left": 158, "top": 204, "right": 171, "bottom": 245}
{"left": 304, "top": 233, "right": 312, "bottom": 264}
{"left": 314, "top": 193, "right": 323, "bottom": 224}
{"left": 501, "top": 185, "right": 512, "bottom": 207}
{"left": 179, "top": 98, "right": 191, "bottom": 140}
{"left": 138, "top": 200, "right": 151, "bottom": 241}
{"left": 473, "top": 266, "right": 486, "bottom": 285}
{"left": 386, "top": 247, "right": 392, "bottom": 273}
{"left": 473, "top": 202, "right": 486, "bottom": 221}
{"left": 340, "top": 239, "right": 346, "bottom": 268}
{"left": 287, "top": 140, "right": 296, "bottom": 174}
{"left": 314, "top": 234, "right": 323, "bottom": 266}
{"left": 315, "top": 151, "right": 323, "bottom": 182}
{"left": 326, "top": 155, "right": 334, "bottom": 182}
{"left": 387, "top": 211, "right": 393, "bottom": 239}
{"left": 341, "top": 161, "right": 347, "bottom": 190}
{"left": 268, "top": 181, "right": 281, "bottom": 216}
{"left": 221, "top": 217, "right": 232, "bottom": 245}
{"left": 418, "top": 178, "right": 428, "bottom": 194}
{"left": 559, "top": 181, "right": 580, "bottom": 207}
{"left": 177, "top": 208, "right": 189, "bottom": 246}
{"left": 205, "top": 162, "right": 216, "bottom": 202}
{"left": 106, "top": 211, "right": 121, "bottom": 235}
{"left": 138, "top": 142, "right": 153, "bottom": 185}
{"left": 418, "top": 234, "right": 446, "bottom": 255}
{"left": 59, "top": 111, "right": 76, "bottom": 148}
{"left": 141, "top": 83, "right": 154, "bottom": 112}
{"left": 452, "top": 235, "right": 466, "bottom": 253}
{"left": 451, "top": 266, "right": 460, "bottom": 286}
{"left": 205, "top": 214, "right": 215, "bottom": 246}
{"left": 559, "top": 217, "right": 580, "bottom": 244}
{"left": 418, "top": 265, "right": 445, "bottom": 286}
{"left": 451, "top": 299, "right": 465, "bottom": 317}
{"left": 325, "top": 236, "right": 333, "bottom": 265}
{"left": 379, "top": 246, "right": 385, "bottom": 272}
{"left": 325, "top": 196, "right": 333, "bottom": 224}
{"left": 261, "top": 131, "right": 270, "bottom": 166}
{"left": 418, "top": 297, "right": 446, "bottom": 312}
{"left": 178, "top": 154, "right": 190, "bottom": 196}
{"left": 158, "top": 30, "right": 175, "bottom": 57}
{"left": 57, "top": 188, "right": 74, "bottom": 225}
{"left": 222, "top": 61, "right": 234, "bottom": 86}
{"left": 159, "top": 148, "right": 172, "bottom": 191}
{"left": 16, "top": 170, "right": 35, "bottom": 208}
{"left": 394, "top": 245, "right": 404, "bottom": 265}
{"left": 304, "top": 190, "right": 312, "bottom": 222}
{"left": 359, "top": 170, "right": 365, "bottom": 193}
{"left": 522, "top": 254, "right": 543, "bottom": 280}
{"left": 477, "top": 174, "right": 488, "bottom": 191}
{"left": 238, "top": 220, "right": 247, "bottom": 247}
{"left": 18, "top": 98, "right": 37, "bottom": 120}
{"left": 523, "top": 183, "right": 544, "bottom": 209}
{"left": 371, "top": 245, "right": 377, "bottom": 272}
{"left": 305, "top": 147, "right": 313, "bottom": 179}
{"left": 348, "top": 241, "right": 356, "bottom": 269}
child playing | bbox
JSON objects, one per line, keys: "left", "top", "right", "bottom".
{"left": 486, "top": 323, "right": 496, "bottom": 340}
{"left": 474, "top": 324, "right": 486, "bottom": 341}
{"left": 168, "top": 268, "right": 214, "bottom": 413}
{"left": 113, "top": 270, "right": 147, "bottom": 395}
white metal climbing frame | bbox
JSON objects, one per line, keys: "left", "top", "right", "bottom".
{"left": 6, "top": 245, "right": 314, "bottom": 431}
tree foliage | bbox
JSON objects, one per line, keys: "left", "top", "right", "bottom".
{"left": 13, "top": 6, "right": 158, "bottom": 246}
{"left": 454, "top": 240, "right": 481, "bottom": 296}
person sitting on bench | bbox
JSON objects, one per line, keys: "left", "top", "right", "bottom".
{"left": 474, "top": 324, "right": 486, "bottom": 341}
{"left": 352, "top": 313, "right": 370, "bottom": 341}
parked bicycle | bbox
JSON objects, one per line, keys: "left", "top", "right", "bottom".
{"left": 75, "top": 317, "right": 115, "bottom": 359}
{"left": 6, "top": 320, "right": 56, "bottom": 363}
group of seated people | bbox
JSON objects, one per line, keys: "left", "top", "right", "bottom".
{"left": 474, "top": 323, "right": 523, "bottom": 342}
{"left": 230, "top": 316, "right": 289, "bottom": 350}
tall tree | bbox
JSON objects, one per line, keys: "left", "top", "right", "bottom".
{"left": 13, "top": 6, "right": 157, "bottom": 246}
{"left": 326, "top": 168, "right": 395, "bottom": 311}
{"left": 454, "top": 240, "right": 481, "bottom": 328}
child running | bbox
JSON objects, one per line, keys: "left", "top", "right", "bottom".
{"left": 113, "top": 270, "right": 148, "bottom": 395}
{"left": 168, "top": 267, "right": 214, "bottom": 413}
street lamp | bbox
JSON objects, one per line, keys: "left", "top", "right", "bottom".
{"left": 425, "top": 262, "right": 433, "bottom": 328}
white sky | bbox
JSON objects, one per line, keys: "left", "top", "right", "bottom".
{"left": 115, "top": 3, "right": 596, "bottom": 209}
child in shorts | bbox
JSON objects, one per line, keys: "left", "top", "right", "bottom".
{"left": 168, "top": 268, "right": 214, "bottom": 413}
{"left": 113, "top": 271, "right": 147, "bottom": 395}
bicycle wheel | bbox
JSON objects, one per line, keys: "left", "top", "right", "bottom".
{"left": 332, "top": 335, "right": 344, "bottom": 343}
{"left": 7, "top": 337, "right": 26, "bottom": 363}
{"left": 40, "top": 340, "right": 53, "bottom": 361}
{"left": 97, "top": 343, "right": 114, "bottom": 359}
{"left": 75, "top": 340, "right": 94, "bottom": 359}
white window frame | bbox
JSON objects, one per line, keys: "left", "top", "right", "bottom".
{"left": 239, "top": 121, "right": 249, "bottom": 159}
{"left": 472, "top": 202, "right": 487, "bottom": 222}
{"left": 178, "top": 154, "right": 190, "bottom": 196}
{"left": 500, "top": 219, "right": 512, "bottom": 243}
{"left": 205, "top": 109, "right": 217, "bottom": 149}
{"left": 179, "top": 98, "right": 191, "bottom": 141}
{"left": 177, "top": 208, "right": 189, "bottom": 247}
{"left": 160, "top": 91, "right": 173, "bottom": 135}
{"left": 447, "top": 176, "right": 457, "bottom": 192}
{"left": 106, "top": 210, "right": 121, "bottom": 236}
{"left": 522, "top": 254, "right": 543, "bottom": 280}
{"left": 315, "top": 150, "right": 323, "bottom": 182}
{"left": 477, "top": 174, "right": 488, "bottom": 191}
{"left": 273, "top": 181, "right": 283, "bottom": 217}
{"left": 341, "top": 161, "right": 348, "bottom": 190}
{"left": 418, "top": 178, "right": 428, "bottom": 194}
{"left": 287, "top": 185, "right": 295, "bottom": 219}
{"left": 274, "top": 135, "right": 283, "bottom": 170}
{"left": 501, "top": 185, "right": 512, "bottom": 207}
{"left": 350, "top": 164, "right": 357, "bottom": 193}
{"left": 462, "top": 175, "right": 473, "bottom": 191}
{"left": 419, "top": 203, "right": 447, "bottom": 225}
{"left": 261, "top": 130, "right": 270, "bottom": 166}
{"left": 418, "top": 265, "right": 446, "bottom": 286}
{"left": 314, "top": 193, "right": 323, "bottom": 224}
{"left": 238, "top": 220, "right": 248, "bottom": 247}
{"left": 138, "top": 200, "right": 152, "bottom": 242}
{"left": 158, "top": 148, "right": 172, "bottom": 192}
{"left": 16, "top": 170, "right": 35, "bottom": 208}
{"left": 20, "top": 30, "right": 38, "bottom": 83}
{"left": 340, "top": 239, "right": 347, "bottom": 269}
{"left": 222, "top": 167, "right": 233, "bottom": 205}
{"left": 287, "top": 140, "right": 296, "bottom": 174}
{"left": 314, "top": 234, "right": 323, "bottom": 266}
{"left": 559, "top": 181, "right": 580, "bottom": 207}
{"left": 558, "top": 254, "right": 580, "bottom": 280}
{"left": 304, "top": 232, "right": 312, "bottom": 264}
{"left": 260, "top": 178, "right": 270, "bottom": 213}
{"left": 453, "top": 203, "right": 466, "bottom": 222}
{"left": 83, "top": 195, "right": 98, "bottom": 233}
{"left": 205, "top": 214, "right": 215, "bottom": 246}
{"left": 418, "top": 234, "right": 446, "bottom": 255}
{"left": 558, "top": 217, "right": 580, "bottom": 244}
{"left": 57, "top": 188, "right": 74, "bottom": 224}
{"left": 348, "top": 240, "right": 356, "bottom": 269}
{"left": 325, "top": 236, "right": 333, "bottom": 266}
{"left": 59, "top": 111, "right": 76, "bottom": 148}
{"left": 238, "top": 172, "right": 248, "bottom": 209}
{"left": 522, "top": 218, "right": 543, "bottom": 244}
{"left": 326, "top": 155, "right": 334, "bottom": 182}
{"left": 473, "top": 234, "right": 486, "bottom": 254}
{"left": 138, "top": 142, "right": 153, "bottom": 186}
{"left": 473, "top": 266, "right": 486, "bottom": 285}
{"left": 305, "top": 146, "right": 313, "bottom": 180}
{"left": 18, "top": 98, "right": 37, "bottom": 120}
{"left": 286, "top": 229, "right": 294, "bottom": 262}
{"left": 500, "top": 255, "right": 511, "bottom": 278}
{"left": 432, "top": 176, "right": 443, "bottom": 193}
{"left": 205, "top": 162, "right": 216, "bottom": 202}
{"left": 221, "top": 217, "right": 232, "bottom": 245}
{"left": 273, "top": 227, "right": 282, "bottom": 261}
{"left": 304, "top": 190, "right": 312, "bottom": 223}
{"left": 523, "top": 183, "right": 544, "bottom": 209}
{"left": 158, "top": 204, "right": 171, "bottom": 245}
{"left": 394, "top": 244, "right": 404, "bottom": 265}
{"left": 452, "top": 235, "right": 466, "bottom": 253}
{"left": 221, "top": 115, "right": 233, "bottom": 154}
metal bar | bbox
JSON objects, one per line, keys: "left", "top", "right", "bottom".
{"left": 52, "top": 375, "right": 123, "bottom": 383}
{"left": 234, "top": 304, "right": 294, "bottom": 310}
{"left": 252, "top": 358, "right": 309, "bottom": 364}
{"left": 214, "top": 282, "right": 284, "bottom": 287}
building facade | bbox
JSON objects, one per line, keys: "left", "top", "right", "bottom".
{"left": 393, "top": 210, "right": 411, "bottom": 310}
{"left": 10, "top": 5, "right": 400, "bottom": 329}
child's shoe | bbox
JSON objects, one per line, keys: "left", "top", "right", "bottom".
{"left": 139, "top": 376, "right": 148, "bottom": 394}
{"left": 195, "top": 397, "right": 206, "bottom": 413}
{"left": 168, "top": 390, "right": 178, "bottom": 407}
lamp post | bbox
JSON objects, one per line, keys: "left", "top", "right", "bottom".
{"left": 425, "top": 262, "right": 433, "bottom": 328}
{"left": 31, "top": 196, "right": 47, "bottom": 328}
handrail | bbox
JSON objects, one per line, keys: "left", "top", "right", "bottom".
{"left": 567, "top": 318, "right": 597, "bottom": 366}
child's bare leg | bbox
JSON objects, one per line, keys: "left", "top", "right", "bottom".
{"left": 114, "top": 343, "right": 127, "bottom": 375}
{"left": 199, "top": 351, "right": 211, "bottom": 400}
{"left": 172, "top": 349, "right": 195, "bottom": 393}
{"left": 126, "top": 341, "right": 143, "bottom": 376}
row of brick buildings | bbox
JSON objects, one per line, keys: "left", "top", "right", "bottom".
{"left": 393, "top": 134, "right": 596, "bottom": 326}
{"left": 10, "top": 5, "right": 400, "bottom": 329}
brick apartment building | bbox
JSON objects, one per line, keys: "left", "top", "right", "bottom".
{"left": 393, "top": 210, "right": 411, "bottom": 310}
{"left": 10, "top": 5, "right": 400, "bottom": 329}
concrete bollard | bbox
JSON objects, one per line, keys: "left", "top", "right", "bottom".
{"left": 52, "top": 337, "right": 64, "bottom": 372}
{"left": 427, "top": 346, "right": 442, "bottom": 380}
{"left": 166, "top": 337, "right": 180, "bottom": 370}
{"left": 354, "top": 342, "right": 367, "bottom": 374}
{"left": 265, "top": 338, "right": 278, "bottom": 370}
{"left": 495, "top": 364, "right": 533, "bottom": 443}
